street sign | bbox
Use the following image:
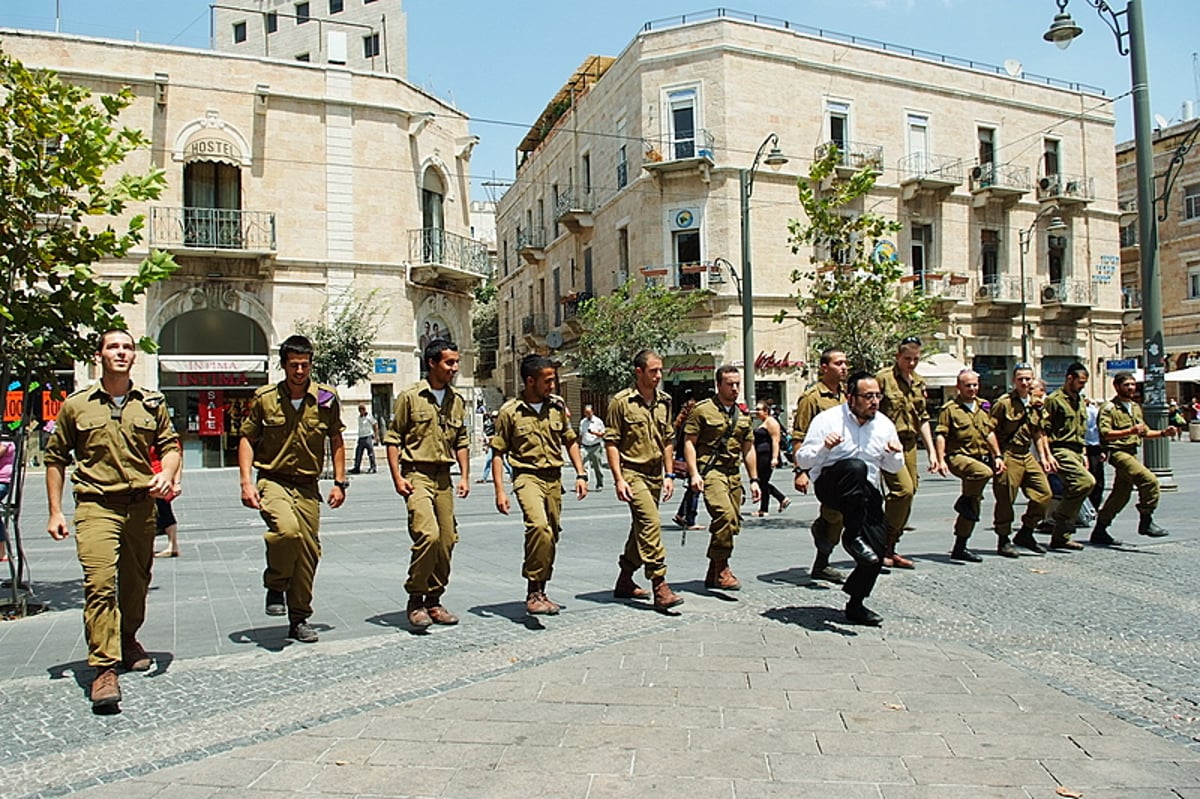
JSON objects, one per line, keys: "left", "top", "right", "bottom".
{"left": 1106, "top": 358, "right": 1136, "bottom": 372}
{"left": 374, "top": 358, "right": 397, "bottom": 374}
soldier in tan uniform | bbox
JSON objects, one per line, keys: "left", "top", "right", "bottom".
{"left": 239, "top": 334, "right": 347, "bottom": 645}
{"left": 385, "top": 339, "right": 471, "bottom": 630}
{"left": 45, "top": 329, "right": 181, "bottom": 710}
{"left": 792, "top": 347, "right": 849, "bottom": 583}
{"left": 683, "top": 365, "right": 759, "bottom": 592}
{"left": 491, "top": 354, "right": 588, "bottom": 615}
{"left": 605, "top": 349, "right": 683, "bottom": 611}
{"left": 989, "top": 363, "right": 1052, "bottom": 555}
{"left": 1042, "top": 362, "right": 1094, "bottom": 550}
{"left": 1090, "top": 371, "right": 1176, "bottom": 545}
{"left": 935, "top": 370, "right": 1003, "bottom": 562}
{"left": 876, "top": 337, "right": 941, "bottom": 568}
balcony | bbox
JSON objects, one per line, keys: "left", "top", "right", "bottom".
{"left": 1040, "top": 279, "right": 1095, "bottom": 308}
{"left": 407, "top": 228, "right": 490, "bottom": 291}
{"left": 521, "top": 313, "right": 550, "bottom": 340}
{"left": 898, "top": 153, "right": 963, "bottom": 200}
{"left": 814, "top": 140, "right": 885, "bottom": 180}
{"left": 640, "top": 262, "right": 719, "bottom": 293}
{"left": 555, "top": 190, "right": 595, "bottom": 233}
{"left": 969, "top": 162, "right": 1030, "bottom": 206}
{"left": 561, "top": 291, "right": 594, "bottom": 330}
{"left": 643, "top": 129, "right": 716, "bottom": 177}
{"left": 904, "top": 272, "right": 970, "bottom": 308}
{"left": 1036, "top": 173, "right": 1094, "bottom": 206}
{"left": 973, "top": 275, "right": 1029, "bottom": 318}
{"left": 149, "top": 206, "right": 276, "bottom": 255}
{"left": 516, "top": 227, "right": 547, "bottom": 263}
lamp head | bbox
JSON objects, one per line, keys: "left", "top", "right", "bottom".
{"left": 764, "top": 146, "right": 788, "bottom": 171}
{"left": 1043, "top": 4, "right": 1082, "bottom": 50}
{"left": 1047, "top": 215, "right": 1068, "bottom": 232}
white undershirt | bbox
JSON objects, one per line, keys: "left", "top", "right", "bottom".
{"left": 111, "top": 395, "right": 126, "bottom": 408}
{"left": 290, "top": 398, "right": 303, "bottom": 410}
{"left": 431, "top": 387, "right": 447, "bottom": 406}
{"left": 528, "top": 401, "right": 544, "bottom": 414}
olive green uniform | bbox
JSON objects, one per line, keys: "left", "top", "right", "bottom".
{"left": 385, "top": 381, "right": 469, "bottom": 597}
{"left": 241, "top": 380, "right": 344, "bottom": 623}
{"left": 1043, "top": 388, "right": 1096, "bottom": 535}
{"left": 937, "top": 398, "right": 994, "bottom": 539}
{"left": 877, "top": 365, "right": 929, "bottom": 549}
{"left": 490, "top": 395, "right": 577, "bottom": 581}
{"left": 44, "top": 384, "right": 179, "bottom": 668}
{"left": 605, "top": 387, "right": 673, "bottom": 579}
{"left": 685, "top": 399, "right": 753, "bottom": 562}
{"left": 989, "top": 392, "right": 1052, "bottom": 536}
{"left": 1096, "top": 399, "right": 1160, "bottom": 523}
{"left": 793, "top": 385, "right": 846, "bottom": 554}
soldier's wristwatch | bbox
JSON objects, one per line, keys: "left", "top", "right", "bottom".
{"left": 333, "top": 480, "right": 350, "bottom": 490}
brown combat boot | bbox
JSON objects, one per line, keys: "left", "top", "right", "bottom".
{"left": 613, "top": 567, "right": 649, "bottom": 599}
{"left": 407, "top": 594, "right": 432, "bottom": 629}
{"left": 121, "top": 634, "right": 152, "bottom": 672}
{"left": 91, "top": 667, "right": 121, "bottom": 709}
{"left": 425, "top": 593, "right": 459, "bottom": 625}
{"left": 704, "top": 559, "right": 741, "bottom": 591}
{"left": 651, "top": 576, "right": 684, "bottom": 610}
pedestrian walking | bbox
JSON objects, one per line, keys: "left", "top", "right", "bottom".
{"left": 239, "top": 334, "right": 347, "bottom": 645}
{"left": 934, "top": 370, "right": 1004, "bottom": 562}
{"left": 1083, "top": 398, "right": 1105, "bottom": 520}
{"left": 671, "top": 394, "right": 703, "bottom": 532}
{"left": 0, "top": 436, "right": 14, "bottom": 564}
{"left": 796, "top": 372, "right": 904, "bottom": 626}
{"left": 683, "top": 365, "right": 759, "bottom": 592}
{"left": 350, "top": 403, "right": 378, "bottom": 474}
{"left": 876, "top": 336, "right": 940, "bottom": 568}
{"left": 384, "top": 339, "right": 471, "bottom": 630}
{"left": 578, "top": 404, "right": 606, "bottom": 489}
{"left": 151, "top": 446, "right": 182, "bottom": 558}
{"left": 44, "top": 329, "right": 181, "bottom": 710}
{"left": 604, "top": 349, "right": 683, "bottom": 611}
{"left": 1090, "top": 371, "right": 1177, "bottom": 545}
{"left": 1042, "top": 362, "right": 1094, "bottom": 550}
{"left": 490, "top": 355, "right": 587, "bottom": 615}
{"left": 751, "top": 401, "right": 789, "bottom": 516}
{"left": 792, "top": 347, "right": 850, "bottom": 583}
{"left": 989, "top": 363, "right": 1052, "bottom": 555}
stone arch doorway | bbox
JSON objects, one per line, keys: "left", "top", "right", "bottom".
{"left": 158, "top": 309, "right": 269, "bottom": 468}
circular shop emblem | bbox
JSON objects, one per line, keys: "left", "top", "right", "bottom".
{"left": 675, "top": 209, "right": 694, "bottom": 229}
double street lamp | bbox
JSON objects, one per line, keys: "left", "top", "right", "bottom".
{"left": 1042, "top": 0, "right": 1172, "bottom": 481}
{"left": 1018, "top": 207, "right": 1068, "bottom": 364}
{"left": 740, "top": 133, "right": 788, "bottom": 406}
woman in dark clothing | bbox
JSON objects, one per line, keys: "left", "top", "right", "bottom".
{"left": 753, "top": 402, "right": 790, "bottom": 516}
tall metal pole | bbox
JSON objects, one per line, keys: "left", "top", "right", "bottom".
{"left": 1018, "top": 230, "right": 1030, "bottom": 364}
{"left": 740, "top": 168, "right": 755, "bottom": 406}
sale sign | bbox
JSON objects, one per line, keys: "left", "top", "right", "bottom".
{"left": 198, "top": 390, "right": 224, "bottom": 436}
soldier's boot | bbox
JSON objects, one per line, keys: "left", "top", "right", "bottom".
{"left": 1090, "top": 518, "right": 1122, "bottom": 546}
{"left": 613, "top": 566, "right": 650, "bottom": 599}
{"left": 1013, "top": 526, "right": 1046, "bottom": 554}
{"left": 1049, "top": 529, "right": 1084, "bottom": 550}
{"left": 424, "top": 592, "right": 459, "bottom": 625}
{"left": 810, "top": 551, "right": 845, "bottom": 584}
{"left": 949, "top": 536, "right": 982, "bottom": 563}
{"left": 704, "top": 559, "right": 741, "bottom": 591}
{"left": 651, "top": 576, "right": 684, "bottom": 610}
{"left": 526, "top": 580, "right": 560, "bottom": 616}
{"left": 90, "top": 667, "right": 121, "bottom": 710}
{"left": 996, "top": 535, "right": 1019, "bottom": 558}
{"left": 121, "top": 634, "right": 152, "bottom": 672}
{"left": 406, "top": 594, "right": 432, "bottom": 629}
{"left": 1138, "top": 514, "right": 1169, "bottom": 537}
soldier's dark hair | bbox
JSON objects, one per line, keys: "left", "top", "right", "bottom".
{"left": 633, "top": 349, "right": 660, "bottom": 370}
{"left": 520, "top": 354, "right": 554, "bottom": 382}
{"left": 279, "top": 334, "right": 314, "bottom": 365}
{"left": 714, "top": 364, "right": 740, "bottom": 385}
{"left": 423, "top": 338, "right": 458, "bottom": 369}
{"left": 1112, "top": 370, "right": 1136, "bottom": 386}
{"left": 819, "top": 347, "right": 845, "bottom": 366}
{"left": 1066, "top": 361, "right": 1089, "bottom": 379}
{"left": 96, "top": 329, "right": 135, "bottom": 350}
{"left": 846, "top": 370, "right": 877, "bottom": 397}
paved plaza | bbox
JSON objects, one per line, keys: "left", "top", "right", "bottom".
{"left": 2, "top": 442, "right": 1200, "bottom": 798}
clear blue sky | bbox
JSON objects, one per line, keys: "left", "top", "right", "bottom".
{"left": 2, "top": 1, "right": 1196, "bottom": 201}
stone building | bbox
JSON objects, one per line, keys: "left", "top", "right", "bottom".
{"left": 495, "top": 10, "right": 1123, "bottom": 411}
{"left": 2, "top": 28, "right": 487, "bottom": 468}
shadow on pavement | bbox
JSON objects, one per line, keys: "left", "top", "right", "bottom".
{"left": 227, "top": 626, "right": 294, "bottom": 652}
{"left": 365, "top": 612, "right": 437, "bottom": 637}
{"left": 757, "top": 567, "right": 839, "bottom": 590}
{"left": 15, "top": 578, "right": 85, "bottom": 612}
{"left": 47, "top": 659, "right": 93, "bottom": 693}
{"left": 761, "top": 605, "right": 858, "bottom": 636}
{"left": 468, "top": 601, "right": 545, "bottom": 631}
{"left": 673, "top": 578, "right": 739, "bottom": 602}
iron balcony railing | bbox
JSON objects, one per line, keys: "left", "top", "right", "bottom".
{"left": 814, "top": 140, "right": 884, "bottom": 173}
{"left": 149, "top": 206, "right": 276, "bottom": 251}
{"left": 917, "top": 272, "right": 970, "bottom": 300}
{"left": 408, "top": 228, "right": 490, "bottom": 275}
{"left": 1041, "top": 279, "right": 1096, "bottom": 306}
{"left": 516, "top": 227, "right": 547, "bottom": 251}
{"left": 969, "top": 162, "right": 1031, "bottom": 192}
{"left": 639, "top": 262, "right": 715, "bottom": 292}
{"left": 1036, "top": 173, "right": 1095, "bottom": 203}
{"left": 554, "top": 189, "right": 595, "bottom": 220}
{"left": 1121, "top": 286, "right": 1142, "bottom": 309}
{"left": 898, "top": 152, "right": 963, "bottom": 184}
{"left": 646, "top": 128, "right": 715, "bottom": 163}
{"left": 521, "top": 313, "right": 549, "bottom": 337}
{"left": 975, "top": 275, "right": 1029, "bottom": 302}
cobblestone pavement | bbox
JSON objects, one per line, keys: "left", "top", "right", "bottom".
{"left": 1, "top": 443, "right": 1199, "bottom": 797}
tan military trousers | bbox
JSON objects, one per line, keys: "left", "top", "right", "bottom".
{"left": 1098, "top": 449, "right": 1160, "bottom": 523}
{"left": 513, "top": 471, "right": 563, "bottom": 581}
{"left": 618, "top": 468, "right": 667, "bottom": 579}
{"left": 1050, "top": 448, "right": 1096, "bottom": 534}
{"left": 258, "top": 477, "right": 322, "bottom": 622}
{"left": 403, "top": 465, "right": 458, "bottom": 596}
{"left": 702, "top": 470, "right": 744, "bottom": 561}
{"left": 992, "top": 451, "right": 1051, "bottom": 536}
{"left": 946, "top": 454, "right": 993, "bottom": 538}
{"left": 883, "top": 442, "right": 919, "bottom": 548}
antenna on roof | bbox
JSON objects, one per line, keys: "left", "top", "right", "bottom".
{"left": 1003, "top": 59, "right": 1023, "bottom": 78}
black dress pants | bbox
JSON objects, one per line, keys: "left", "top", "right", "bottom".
{"left": 815, "top": 458, "right": 887, "bottom": 601}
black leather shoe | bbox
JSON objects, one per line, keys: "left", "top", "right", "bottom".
{"left": 845, "top": 603, "right": 883, "bottom": 626}
{"left": 1090, "top": 523, "right": 1122, "bottom": 546}
{"left": 950, "top": 545, "right": 982, "bottom": 563}
{"left": 287, "top": 621, "right": 318, "bottom": 643}
{"left": 953, "top": 495, "right": 980, "bottom": 523}
{"left": 1138, "top": 516, "right": 1169, "bottom": 537}
{"left": 265, "top": 589, "right": 286, "bottom": 617}
{"left": 811, "top": 564, "right": 846, "bottom": 584}
{"left": 996, "top": 537, "right": 1019, "bottom": 558}
{"left": 1013, "top": 527, "right": 1046, "bottom": 554}
{"left": 843, "top": 535, "right": 880, "bottom": 566}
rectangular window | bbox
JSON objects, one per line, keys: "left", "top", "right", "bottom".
{"left": 1043, "top": 138, "right": 1061, "bottom": 176}
{"left": 551, "top": 183, "right": 560, "bottom": 238}
{"left": 668, "top": 89, "right": 697, "bottom": 160}
{"left": 295, "top": 52, "right": 310, "bottom": 62}
{"left": 674, "top": 229, "right": 702, "bottom": 290}
{"left": 265, "top": 12, "right": 278, "bottom": 33}
{"left": 363, "top": 32, "right": 380, "bottom": 58}
{"left": 553, "top": 267, "right": 561, "bottom": 326}
{"left": 617, "top": 227, "right": 630, "bottom": 284}
{"left": 981, "top": 229, "right": 1000, "bottom": 285}
{"left": 582, "top": 153, "right": 591, "bottom": 195}
{"left": 1189, "top": 265, "right": 1200, "bottom": 299}
{"left": 1048, "top": 233, "right": 1067, "bottom": 283}
{"left": 232, "top": 21, "right": 247, "bottom": 43}
{"left": 978, "top": 127, "right": 996, "bottom": 166}
{"left": 330, "top": 0, "right": 344, "bottom": 12}
{"left": 911, "top": 224, "right": 932, "bottom": 287}
{"left": 617, "top": 145, "right": 628, "bottom": 189}
{"left": 295, "top": 2, "right": 310, "bottom": 23}
{"left": 827, "top": 100, "right": 850, "bottom": 150}
{"left": 1185, "top": 184, "right": 1200, "bottom": 220}
{"left": 583, "top": 247, "right": 594, "bottom": 295}
{"left": 907, "top": 113, "right": 928, "bottom": 157}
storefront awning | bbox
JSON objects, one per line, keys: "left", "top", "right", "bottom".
{"left": 159, "top": 356, "right": 266, "bottom": 374}
{"left": 1164, "top": 365, "right": 1200, "bottom": 383}
{"left": 915, "top": 352, "right": 969, "bottom": 388}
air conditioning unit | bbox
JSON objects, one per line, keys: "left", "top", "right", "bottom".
{"left": 971, "top": 166, "right": 984, "bottom": 180}
{"left": 977, "top": 284, "right": 997, "bottom": 299}
{"left": 1039, "top": 176, "right": 1054, "bottom": 191}
{"left": 1042, "top": 284, "right": 1061, "bottom": 303}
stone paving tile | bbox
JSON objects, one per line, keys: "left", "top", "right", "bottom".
{"left": 495, "top": 743, "right": 633, "bottom": 774}
{"left": 440, "top": 768, "right": 590, "bottom": 798}
{"left": 902, "top": 755, "right": 1057, "bottom": 787}
{"left": 878, "top": 787, "right": 1028, "bottom": 799}
{"left": 642, "top": 667, "right": 750, "bottom": 689}
{"left": 584, "top": 775, "right": 735, "bottom": 799}
{"left": 1041, "top": 757, "right": 1200, "bottom": 788}
{"left": 536, "top": 683, "right": 676, "bottom": 706}
{"left": 437, "top": 719, "right": 567, "bottom": 747}
{"left": 732, "top": 780, "right": 882, "bottom": 799}
{"left": 687, "top": 727, "right": 818, "bottom": 755}
{"left": 632, "top": 748, "right": 768, "bottom": 779}
{"left": 893, "top": 691, "right": 1021, "bottom": 713}
{"left": 560, "top": 723, "right": 689, "bottom": 751}
{"left": 1068, "top": 732, "right": 1200, "bottom": 760}
{"left": 840, "top": 711, "right": 971, "bottom": 735}
{"left": 244, "top": 760, "right": 321, "bottom": 792}
{"left": 314, "top": 738, "right": 385, "bottom": 765}
{"left": 305, "top": 763, "right": 453, "bottom": 796}
{"left": 767, "top": 753, "right": 912, "bottom": 784}
{"left": 600, "top": 703, "right": 721, "bottom": 729}
{"left": 366, "top": 741, "right": 503, "bottom": 770}
{"left": 814, "top": 731, "right": 952, "bottom": 758}
{"left": 785, "top": 688, "right": 905, "bottom": 713}
{"left": 675, "top": 686, "right": 787, "bottom": 709}
{"left": 720, "top": 707, "right": 846, "bottom": 732}
{"left": 958, "top": 711, "right": 1100, "bottom": 737}
{"left": 485, "top": 698, "right": 610, "bottom": 725}
{"left": 941, "top": 732, "right": 1085, "bottom": 760}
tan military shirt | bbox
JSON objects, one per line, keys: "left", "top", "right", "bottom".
{"left": 792, "top": 383, "right": 845, "bottom": 441}
{"left": 684, "top": 398, "right": 752, "bottom": 475}
{"left": 490, "top": 395, "right": 577, "bottom": 471}
{"left": 384, "top": 380, "right": 469, "bottom": 465}
{"left": 44, "top": 383, "right": 180, "bottom": 498}
{"left": 604, "top": 387, "right": 673, "bottom": 470}
{"left": 1043, "top": 388, "right": 1088, "bottom": 449}
{"left": 1098, "top": 399, "right": 1144, "bottom": 454}
{"left": 989, "top": 392, "right": 1043, "bottom": 455}
{"left": 877, "top": 365, "right": 929, "bottom": 441}
{"left": 937, "top": 398, "right": 990, "bottom": 458}
{"left": 241, "top": 380, "right": 345, "bottom": 479}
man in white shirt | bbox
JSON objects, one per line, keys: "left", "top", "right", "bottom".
{"left": 797, "top": 371, "right": 904, "bottom": 626}
{"left": 351, "top": 404, "right": 378, "bottom": 474}
{"left": 578, "top": 404, "right": 606, "bottom": 489}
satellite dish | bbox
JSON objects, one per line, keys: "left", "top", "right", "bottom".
{"left": 545, "top": 330, "right": 563, "bottom": 349}
{"left": 1003, "top": 59, "right": 1023, "bottom": 77}
{"left": 1154, "top": 113, "right": 1170, "bottom": 129}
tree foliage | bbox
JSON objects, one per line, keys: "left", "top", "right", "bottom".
{"left": 779, "top": 146, "right": 938, "bottom": 374}
{"left": 297, "top": 289, "right": 387, "bottom": 387}
{"left": 570, "top": 281, "right": 707, "bottom": 400}
{"left": 0, "top": 49, "right": 178, "bottom": 386}
{"left": 471, "top": 280, "right": 498, "bottom": 370}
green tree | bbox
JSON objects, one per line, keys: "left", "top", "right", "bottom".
{"left": 570, "top": 281, "right": 707, "bottom": 399}
{"left": 0, "top": 50, "right": 178, "bottom": 389}
{"left": 471, "top": 280, "right": 498, "bottom": 376}
{"left": 297, "top": 289, "right": 387, "bottom": 386}
{"left": 779, "top": 146, "right": 938, "bottom": 374}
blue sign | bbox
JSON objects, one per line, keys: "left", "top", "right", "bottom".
{"left": 1106, "top": 359, "right": 1136, "bottom": 372}
{"left": 374, "top": 358, "right": 397, "bottom": 374}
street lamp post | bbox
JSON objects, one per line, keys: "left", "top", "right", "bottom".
{"left": 1017, "top": 207, "right": 1068, "bottom": 364}
{"left": 1043, "top": 0, "right": 1172, "bottom": 483}
{"left": 740, "top": 134, "right": 787, "bottom": 406}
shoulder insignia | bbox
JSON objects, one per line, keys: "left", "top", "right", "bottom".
{"left": 317, "top": 386, "right": 337, "bottom": 408}
{"left": 254, "top": 384, "right": 276, "bottom": 398}
{"left": 142, "top": 392, "right": 164, "bottom": 409}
